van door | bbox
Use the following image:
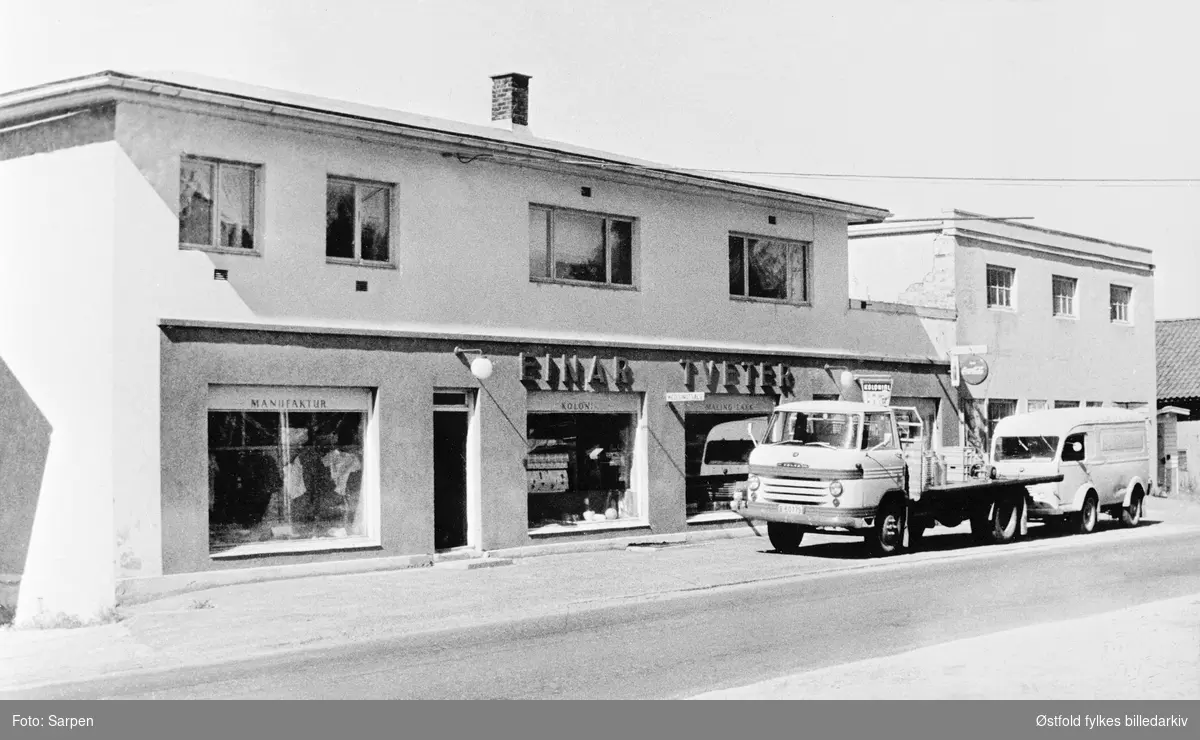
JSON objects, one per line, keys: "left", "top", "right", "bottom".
{"left": 1059, "top": 430, "right": 1092, "bottom": 510}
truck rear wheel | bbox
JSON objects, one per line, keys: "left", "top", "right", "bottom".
{"left": 988, "top": 494, "right": 1020, "bottom": 544}
{"left": 767, "top": 522, "right": 805, "bottom": 554}
{"left": 867, "top": 498, "right": 906, "bottom": 557}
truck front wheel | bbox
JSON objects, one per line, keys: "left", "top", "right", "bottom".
{"left": 767, "top": 522, "right": 805, "bottom": 554}
{"left": 867, "top": 498, "right": 906, "bottom": 557}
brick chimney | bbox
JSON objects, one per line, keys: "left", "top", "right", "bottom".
{"left": 490, "top": 73, "right": 531, "bottom": 132}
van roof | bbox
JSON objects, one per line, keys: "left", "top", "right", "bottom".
{"left": 705, "top": 416, "right": 769, "bottom": 438}
{"left": 773, "top": 400, "right": 888, "bottom": 414}
{"left": 993, "top": 407, "right": 1148, "bottom": 437}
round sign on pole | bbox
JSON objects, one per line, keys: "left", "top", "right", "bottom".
{"left": 960, "top": 355, "right": 989, "bottom": 385}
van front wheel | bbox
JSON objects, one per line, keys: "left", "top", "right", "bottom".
{"left": 1073, "top": 493, "right": 1099, "bottom": 535}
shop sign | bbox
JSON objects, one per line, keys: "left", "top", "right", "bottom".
{"left": 527, "top": 391, "right": 641, "bottom": 414}
{"left": 208, "top": 385, "right": 371, "bottom": 411}
{"left": 679, "top": 359, "right": 795, "bottom": 396}
{"left": 689, "top": 398, "right": 777, "bottom": 414}
{"left": 960, "top": 355, "right": 989, "bottom": 385}
{"left": 519, "top": 353, "right": 635, "bottom": 392}
{"left": 859, "top": 377, "right": 893, "bottom": 407}
{"left": 665, "top": 391, "right": 706, "bottom": 403}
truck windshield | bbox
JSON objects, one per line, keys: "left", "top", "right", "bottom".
{"left": 762, "top": 412, "right": 860, "bottom": 449}
{"left": 995, "top": 436, "right": 1060, "bottom": 461}
{"left": 703, "top": 440, "right": 756, "bottom": 465}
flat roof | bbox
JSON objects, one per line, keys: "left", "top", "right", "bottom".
{"left": 0, "top": 69, "right": 893, "bottom": 224}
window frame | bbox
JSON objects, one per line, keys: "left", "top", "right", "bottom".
{"left": 205, "top": 385, "right": 379, "bottom": 560}
{"left": 325, "top": 175, "right": 397, "bottom": 269}
{"left": 728, "top": 232, "right": 812, "bottom": 306}
{"left": 178, "top": 154, "right": 262, "bottom": 256}
{"left": 985, "top": 264, "right": 1016, "bottom": 310}
{"left": 528, "top": 204, "right": 638, "bottom": 289}
{"left": 1051, "top": 274, "right": 1078, "bottom": 318}
{"left": 1109, "top": 284, "right": 1132, "bottom": 324}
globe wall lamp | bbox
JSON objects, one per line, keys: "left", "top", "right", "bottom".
{"left": 823, "top": 364, "right": 855, "bottom": 390}
{"left": 454, "top": 347, "right": 494, "bottom": 381}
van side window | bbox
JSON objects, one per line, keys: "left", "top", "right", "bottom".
{"left": 1062, "top": 432, "right": 1087, "bottom": 462}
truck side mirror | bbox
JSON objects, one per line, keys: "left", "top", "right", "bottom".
{"left": 747, "top": 422, "right": 760, "bottom": 447}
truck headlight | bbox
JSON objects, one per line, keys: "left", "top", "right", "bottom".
{"left": 830, "top": 480, "right": 843, "bottom": 498}
{"left": 748, "top": 475, "right": 761, "bottom": 491}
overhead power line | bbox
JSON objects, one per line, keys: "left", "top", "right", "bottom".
{"left": 682, "top": 169, "right": 1200, "bottom": 185}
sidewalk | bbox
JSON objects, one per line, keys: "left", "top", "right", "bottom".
{"left": 3, "top": 497, "right": 1200, "bottom": 695}
{"left": 691, "top": 592, "right": 1200, "bottom": 700}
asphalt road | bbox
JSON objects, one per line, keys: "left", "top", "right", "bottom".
{"left": 22, "top": 527, "right": 1200, "bottom": 700}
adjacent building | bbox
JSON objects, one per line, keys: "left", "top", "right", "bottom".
{"left": 0, "top": 71, "right": 961, "bottom": 624}
{"left": 849, "top": 210, "right": 1157, "bottom": 454}
{"left": 1156, "top": 318, "right": 1200, "bottom": 494}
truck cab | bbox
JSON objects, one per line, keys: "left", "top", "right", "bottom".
{"left": 734, "top": 400, "right": 911, "bottom": 555}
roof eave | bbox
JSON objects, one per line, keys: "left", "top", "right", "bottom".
{"left": 0, "top": 72, "right": 892, "bottom": 222}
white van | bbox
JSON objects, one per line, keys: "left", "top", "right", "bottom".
{"left": 990, "top": 407, "right": 1152, "bottom": 534}
{"left": 699, "top": 416, "right": 770, "bottom": 479}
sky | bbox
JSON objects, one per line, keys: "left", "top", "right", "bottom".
{"left": 3, "top": 0, "right": 1198, "bottom": 317}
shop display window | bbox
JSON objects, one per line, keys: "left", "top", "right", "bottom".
{"left": 684, "top": 414, "right": 769, "bottom": 517}
{"left": 208, "top": 410, "right": 366, "bottom": 552}
{"left": 526, "top": 413, "right": 637, "bottom": 528}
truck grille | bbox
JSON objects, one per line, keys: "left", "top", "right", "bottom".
{"left": 760, "top": 477, "right": 830, "bottom": 505}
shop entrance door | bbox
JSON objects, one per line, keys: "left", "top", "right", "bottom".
{"left": 433, "top": 391, "right": 472, "bottom": 551}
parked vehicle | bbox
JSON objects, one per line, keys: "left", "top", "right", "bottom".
{"left": 731, "top": 400, "right": 1061, "bottom": 557}
{"left": 688, "top": 416, "right": 769, "bottom": 513}
{"left": 699, "top": 416, "right": 769, "bottom": 479}
{"left": 990, "top": 407, "right": 1152, "bottom": 534}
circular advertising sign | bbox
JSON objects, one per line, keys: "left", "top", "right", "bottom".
{"left": 960, "top": 355, "right": 989, "bottom": 385}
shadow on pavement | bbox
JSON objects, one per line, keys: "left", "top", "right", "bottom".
{"left": 756, "top": 519, "right": 1165, "bottom": 560}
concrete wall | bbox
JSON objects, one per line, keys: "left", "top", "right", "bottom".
{"left": 0, "top": 138, "right": 120, "bottom": 625}
{"left": 114, "top": 102, "right": 937, "bottom": 362}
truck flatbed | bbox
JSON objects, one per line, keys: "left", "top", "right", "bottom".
{"left": 921, "top": 474, "right": 1063, "bottom": 496}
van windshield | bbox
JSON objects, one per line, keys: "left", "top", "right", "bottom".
{"left": 703, "top": 440, "right": 755, "bottom": 466}
{"left": 995, "top": 436, "right": 1060, "bottom": 461}
{"left": 763, "top": 412, "right": 860, "bottom": 450}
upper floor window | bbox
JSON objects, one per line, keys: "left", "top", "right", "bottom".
{"left": 987, "top": 399, "right": 1018, "bottom": 446}
{"left": 327, "top": 177, "right": 392, "bottom": 265}
{"left": 986, "top": 265, "right": 1015, "bottom": 309}
{"left": 1052, "top": 275, "right": 1077, "bottom": 317}
{"left": 179, "top": 156, "right": 258, "bottom": 252}
{"left": 1110, "top": 284, "right": 1132, "bottom": 323}
{"left": 728, "top": 234, "right": 810, "bottom": 303}
{"left": 529, "top": 205, "right": 634, "bottom": 286}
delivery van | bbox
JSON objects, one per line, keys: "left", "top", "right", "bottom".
{"left": 699, "top": 416, "right": 770, "bottom": 479}
{"left": 990, "top": 407, "right": 1152, "bottom": 534}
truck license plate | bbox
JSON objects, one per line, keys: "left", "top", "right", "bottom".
{"left": 779, "top": 504, "right": 806, "bottom": 515}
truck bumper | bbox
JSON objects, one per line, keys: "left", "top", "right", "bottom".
{"left": 740, "top": 501, "right": 875, "bottom": 533}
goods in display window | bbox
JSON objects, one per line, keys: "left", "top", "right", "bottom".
{"left": 526, "top": 412, "right": 636, "bottom": 528}
{"left": 208, "top": 409, "right": 366, "bottom": 552}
